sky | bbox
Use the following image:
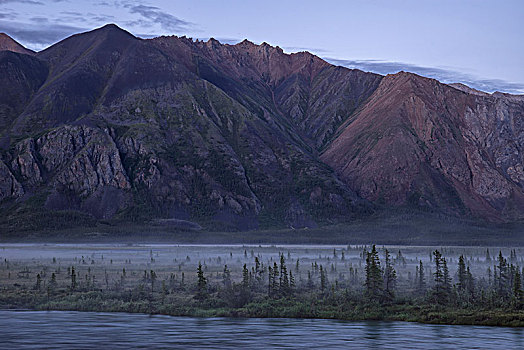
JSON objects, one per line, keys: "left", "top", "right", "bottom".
{"left": 1, "top": 0, "right": 523, "bottom": 93}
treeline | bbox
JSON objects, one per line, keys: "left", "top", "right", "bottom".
{"left": 2, "top": 246, "right": 524, "bottom": 326}
{"left": 186, "top": 246, "right": 523, "bottom": 310}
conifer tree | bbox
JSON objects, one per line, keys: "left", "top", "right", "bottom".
{"left": 417, "top": 260, "right": 426, "bottom": 294}
{"left": 50, "top": 272, "right": 57, "bottom": 291}
{"left": 364, "top": 245, "right": 383, "bottom": 299}
{"left": 272, "top": 262, "right": 279, "bottom": 296}
{"left": 307, "top": 270, "right": 313, "bottom": 289}
{"left": 196, "top": 262, "right": 207, "bottom": 300}
{"left": 255, "top": 257, "right": 261, "bottom": 283}
{"left": 457, "top": 255, "right": 467, "bottom": 292}
{"left": 150, "top": 270, "right": 157, "bottom": 293}
{"left": 279, "top": 254, "right": 289, "bottom": 295}
{"left": 497, "top": 251, "right": 509, "bottom": 298}
{"left": 268, "top": 265, "right": 273, "bottom": 296}
{"left": 223, "top": 265, "right": 232, "bottom": 289}
{"left": 320, "top": 265, "right": 327, "bottom": 293}
{"left": 466, "top": 266, "right": 475, "bottom": 299}
{"left": 383, "top": 249, "right": 397, "bottom": 301}
{"left": 432, "top": 250, "right": 450, "bottom": 304}
{"left": 513, "top": 269, "right": 523, "bottom": 307}
{"left": 35, "top": 273, "right": 42, "bottom": 291}
{"left": 242, "top": 264, "right": 249, "bottom": 289}
{"left": 442, "top": 256, "right": 452, "bottom": 295}
{"left": 71, "top": 266, "right": 77, "bottom": 291}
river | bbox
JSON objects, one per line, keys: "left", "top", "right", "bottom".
{"left": 0, "top": 310, "right": 522, "bottom": 349}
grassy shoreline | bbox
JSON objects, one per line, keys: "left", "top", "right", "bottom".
{"left": 1, "top": 290, "right": 523, "bottom": 327}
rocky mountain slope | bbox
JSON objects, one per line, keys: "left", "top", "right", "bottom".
{"left": 0, "top": 33, "right": 34, "bottom": 56}
{"left": 322, "top": 72, "right": 524, "bottom": 220}
{"left": 0, "top": 24, "right": 522, "bottom": 233}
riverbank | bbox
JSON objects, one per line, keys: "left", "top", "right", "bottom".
{"left": 1, "top": 290, "right": 523, "bottom": 327}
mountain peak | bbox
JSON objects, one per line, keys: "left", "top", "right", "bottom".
{"left": 100, "top": 23, "right": 121, "bottom": 30}
{"left": 0, "top": 33, "right": 34, "bottom": 55}
{"left": 89, "top": 23, "right": 136, "bottom": 38}
{"left": 238, "top": 39, "right": 256, "bottom": 46}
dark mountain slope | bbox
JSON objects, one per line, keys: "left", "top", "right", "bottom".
{"left": 11, "top": 25, "right": 138, "bottom": 134}
{"left": 0, "top": 25, "right": 522, "bottom": 235}
{"left": 149, "top": 37, "right": 383, "bottom": 150}
{"left": 0, "top": 25, "right": 369, "bottom": 232}
{"left": 0, "top": 51, "right": 48, "bottom": 135}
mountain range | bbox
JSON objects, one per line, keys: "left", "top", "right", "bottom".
{"left": 0, "top": 24, "right": 523, "bottom": 234}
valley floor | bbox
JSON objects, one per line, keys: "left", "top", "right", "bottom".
{"left": 1, "top": 243, "right": 523, "bottom": 327}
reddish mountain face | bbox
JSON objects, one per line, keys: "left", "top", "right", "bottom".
{"left": 0, "top": 24, "right": 523, "bottom": 233}
{"left": 321, "top": 72, "right": 524, "bottom": 220}
{"left": 0, "top": 33, "right": 34, "bottom": 55}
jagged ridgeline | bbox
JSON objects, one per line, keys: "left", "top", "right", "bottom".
{"left": 0, "top": 24, "right": 523, "bottom": 233}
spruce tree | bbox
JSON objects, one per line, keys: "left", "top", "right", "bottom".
{"left": 442, "top": 257, "right": 452, "bottom": 296}
{"left": 223, "top": 265, "right": 232, "bottom": 289}
{"left": 513, "top": 269, "right": 523, "bottom": 307}
{"left": 272, "top": 262, "right": 279, "bottom": 296}
{"left": 268, "top": 266, "right": 273, "bottom": 296}
{"left": 50, "top": 272, "right": 57, "bottom": 291}
{"left": 383, "top": 249, "right": 397, "bottom": 302}
{"left": 255, "top": 257, "right": 261, "bottom": 283}
{"left": 307, "top": 270, "right": 313, "bottom": 289}
{"left": 196, "top": 262, "right": 207, "bottom": 300}
{"left": 457, "top": 255, "right": 467, "bottom": 292}
{"left": 71, "top": 266, "right": 77, "bottom": 291}
{"left": 466, "top": 266, "right": 475, "bottom": 300}
{"left": 242, "top": 264, "right": 250, "bottom": 290}
{"left": 35, "top": 274, "right": 42, "bottom": 291}
{"left": 279, "top": 254, "right": 290, "bottom": 295}
{"left": 364, "top": 245, "right": 383, "bottom": 300}
{"left": 150, "top": 270, "right": 157, "bottom": 293}
{"left": 320, "top": 265, "right": 327, "bottom": 293}
{"left": 432, "top": 250, "right": 450, "bottom": 304}
{"left": 418, "top": 260, "right": 426, "bottom": 294}
{"left": 497, "top": 251, "right": 509, "bottom": 299}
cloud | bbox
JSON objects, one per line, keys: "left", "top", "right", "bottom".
{"left": 0, "top": 0, "right": 43, "bottom": 4}
{"left": 0, "top": 10, "right": 17, "bottom": 20}
{"left": 60, "top": 11, "right": 83, "bottom": 16}
{"left": 29, "top": 16, "right": 48, "bottom": 23}
{"left": 0, "top": 20, "right": 85, "bottom": 49}
{"left": 327, "top": 58, "right": 524, "bottom": 94}
{"left": 125, "top": 4, "right": 192, "bottom": 32}
{"left": 195, "top": 36, "right": 240, "bottom": 45}
{"left": 283, "top": 46, "right": 331, "bottom": 54}
{"left": 90, "top": 14, "right": 115, "bottom": 22}
{"left": 58, "top": 11, "right": 115, "bottom": 23}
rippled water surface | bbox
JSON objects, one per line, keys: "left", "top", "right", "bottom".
{"left": 0, "top": 310, "right": 522, "bottom": 349}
